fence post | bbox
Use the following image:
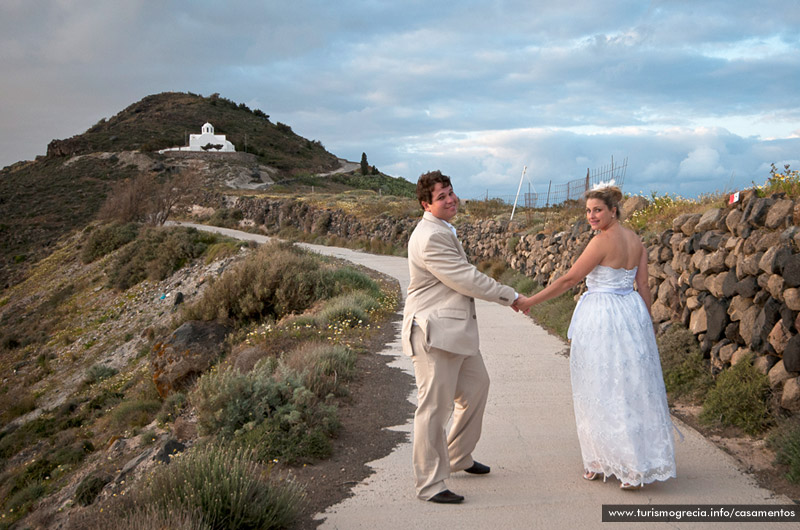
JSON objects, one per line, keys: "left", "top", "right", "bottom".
{"left": 546, "top": 180, "right": 552, "bottom": 207}
{"left": 585, "top": 168, "right": 590, "bottom": 192}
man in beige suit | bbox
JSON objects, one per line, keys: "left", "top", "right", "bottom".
{"left": 402, "top": 170, "right": 527, "bottom": 504}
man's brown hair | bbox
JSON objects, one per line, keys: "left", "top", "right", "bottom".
{"left": 416, "top": 170, "right": 452, "bottom": 209}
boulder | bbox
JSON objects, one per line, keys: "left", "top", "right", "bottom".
{"left": 783, "top": 288, "right": 800, "bottom": 311}
{"left": 150, "top": 320, "right": 231, "bottom": 398}
{"left": 738, "top": 304, "right": 761, "bottom": 348}
{"left": 743, "top": 197, "right": 773, "bottom": 227}
{"left": 704, "top": 296, "right": 728, "bottom": 342}
{"left": 730, "top": 347, "right": 752, "bottom": 366}
{"left": 696, "top": 209, "right": 726, "bottom": 232}
{"left": 758, "top": 244, "right": 791, "bottom": 275}
{"left": 767, "top": 274, "right": 785, "bottom": 302}
{"left": 767, "top": 320, "right": 791, "bottom": 355}
{"left": 728, "top": 295, "right": 751, "bottom": 322}
{"left": 783, "top": 253, "right": 800, "bottom": 287}
{"left": 765, "top": 198, "right": 794, "bottom": 229}
{"left": 784, "top": 334, "right": 800, "bottom": 372}
{"left": 768, "top": 360, "right": 794, "bottom": 388}
{"left": 621, "top": 195, "right": 649, "bottom": 219}
{"left": 753, "top": 354, "right": 778, "bottom": 375}
{"left": 735, "top": 276, "right": 758, "bottom": 298}
{"left": 780, "top": 377, "right": 800, "bottom": 412}
{"left": 725, "top": 208, "right": 743, "bottom": 233}
{"left": 680, "top": 213, "right": 703, "bottom": 236}
{"left": 689, "top": 306, "right": 707, "bottom": 334}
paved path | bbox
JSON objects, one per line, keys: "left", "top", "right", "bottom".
{"left": 175, "top": 223, "right": 797, "bottom": 529}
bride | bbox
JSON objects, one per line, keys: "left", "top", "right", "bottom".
{"left": 514, "top": 182, "right": 677, "bottom": 489}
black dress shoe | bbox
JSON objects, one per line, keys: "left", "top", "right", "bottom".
{"left": 428, "top": 489, "right": 465, "bottom": 504}
{"left": 464, "top": 461, "right": 490, "bottom": 474}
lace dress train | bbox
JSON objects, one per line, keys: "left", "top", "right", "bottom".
{"left": 567, "top": 265, "right": 677, "bottom": 486}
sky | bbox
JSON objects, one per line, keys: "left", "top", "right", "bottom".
{"left": 2, "top": 0, "right": 799, "bottom": 201}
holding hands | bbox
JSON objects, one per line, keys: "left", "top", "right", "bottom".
{"left": 512, "top": 294, "right": 535, "bottom": 314}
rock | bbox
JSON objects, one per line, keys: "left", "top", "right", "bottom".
{"left": 786, "top": 288, "right": 800, "bottom": 311}
{"left": 689, "top": 306, "right": 707, "bottom": 334}
{"left": 651, "top": 300, "right": 673, "bottom": 323}
{"left": 783, "top": 253, "right": 800, "bottom": 287}
{"left": 768, "top": 320, "right": 791, "bottom": 354}
{"left": 769, "top": 360, "right": 795, "bottom": 388}
{"left": 780, "top": 377, "right": 800, "bottom": 412}
{"left": 704, "top": 296, "right": 728, "bottom": 342}
{"left": 621, "top": 196, "right": 649, "bottom": 219}
{"left": 758, "top": 244, "right": 791, "bottom": 275}
{"left": 738, "top": 304, "right": 761, "bottom": 347}
{"left": 696, "top": 209, "right": 726, "bottom": 232}
{"left": 735, "top": 276, "right": 758, "bottom": 298}
{"left": 784, "top": 334, "right": 800, "bottom": 372}
{"left": 725, "top": 208, "right": 743, "bottom": 233}
{"left": 719, "top": 342, "right": 738, "bottom": 364}
{"left": 730, "top": 347, "right": 752, "bottom": 366}
{"left": 154, "top": 439, "right": 186, "bottom": 464}
{"left": 150, "top": 320, "right": 231, "bottom": 398}
{"left": 765, "top": 198, "right": 794, "bottom": 229}
{"left": 743, "top": 197, "right": 773, "bottom": 227}
{"left": 753, "top": 355, "right": 777, "bottom": 375}
{"left": 728, "top": 295, "right": 751, "bottom": 322}
{"left": 680, "top": 213, "right": 703, "bottom": 236}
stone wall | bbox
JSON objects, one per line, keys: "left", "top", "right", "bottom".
{"left": 230, "top": 191, "right": 800, "bottom": 412}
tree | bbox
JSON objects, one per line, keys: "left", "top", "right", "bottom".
{"left": 360, "top": 152, "right": 369, "bottom": 175}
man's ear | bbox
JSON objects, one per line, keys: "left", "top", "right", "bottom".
{"left": 421, "top": 201, "right": 431, "bottom": 212}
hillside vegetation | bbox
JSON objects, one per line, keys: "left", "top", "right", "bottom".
{"left": 0, "top": 91, "right": 414, "bottom": 290}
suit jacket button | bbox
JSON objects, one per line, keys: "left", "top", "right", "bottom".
{"left": 472, "top": 315, "right": 476, "bottom": 319}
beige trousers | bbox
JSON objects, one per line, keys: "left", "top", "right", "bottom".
{"left": 410, "top": 326, "right": 490, "bottom": 500}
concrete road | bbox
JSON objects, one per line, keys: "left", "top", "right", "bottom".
{"left": 174, "top": 223, "right": 797, "bottom": 529}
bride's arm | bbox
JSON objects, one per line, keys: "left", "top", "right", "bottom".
{"left": 635, "top": 242, "right": 652, "bottom": 313}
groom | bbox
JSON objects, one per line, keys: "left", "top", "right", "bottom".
{"left": 402, "top": 170, "right": 525, "bottom": 504}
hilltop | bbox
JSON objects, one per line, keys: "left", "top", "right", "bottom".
{"left": 0, "top": 91, "right": 414, "bottom": 289}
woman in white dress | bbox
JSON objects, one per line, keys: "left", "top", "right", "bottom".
{"left": 514, "top": 183, "right": 676, "bottom": 489}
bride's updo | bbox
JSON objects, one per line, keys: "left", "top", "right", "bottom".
{"left": 585, "top": 184, "right": 623, "bottom": 219}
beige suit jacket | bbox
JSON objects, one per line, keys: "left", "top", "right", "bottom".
{"left": 401, "top": 211, "right": 516, "bottom": 357}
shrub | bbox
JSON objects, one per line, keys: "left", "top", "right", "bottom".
{"left": 191, "top": 360, "right": 289, "bottom": 438}
{"left": 157, "top": 392, "right": 186, "bottom": 424}
{"left": 657, "top": 324, "right": 713, "bottom": 402}
{"left": 699, "top": 355, "right": 772, "bottom": 435}
{"left": 183, "top": 241, "right": 328, "bottom": 324}
{"left": 130, "top": 445, "right": 304, "bottom": 529}
{"left": 84, "top": 364, "right": 118, "bottom": 385}
{"left": 75, "top": 474, "right": 110, "bottom": 506}
{"left": 768, "top": 420, "right": 800, "bottom": 483}
{"left": 81, "top": 222, "right": 139, "bottom": 263}
{"left": 107, "top": 226, "right": 216, "bottom": 290}
{"left": 111, "top": 399, "right": 162, "bottom": 429}
{"left": 277, "top": 343, "right": 356, "bottom": 398}
{"left": 315, "top": 291, "right": 381, "bottom": 330}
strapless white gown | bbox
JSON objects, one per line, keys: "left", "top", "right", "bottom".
{"left": 567, "top": 265, "right": 677, "bottom": 486}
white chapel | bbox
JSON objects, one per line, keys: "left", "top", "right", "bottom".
{"left": 160, "top": 122, "right": 236, "bottom": 153}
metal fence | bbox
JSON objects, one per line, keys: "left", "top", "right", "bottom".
{"left": 469, "top": 157, "right": 627, "bottom": 209}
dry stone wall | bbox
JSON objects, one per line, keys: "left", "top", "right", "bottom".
{"left": 231, "top": 192, "right": 800, "bottom": 412}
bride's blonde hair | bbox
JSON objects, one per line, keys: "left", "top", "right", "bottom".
{"left": 585, "top": 185, "right": 623, "bottom": 219}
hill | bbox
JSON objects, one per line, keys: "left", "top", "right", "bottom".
{"left": 0, "top": 92, "right": 414, "bottom": 289}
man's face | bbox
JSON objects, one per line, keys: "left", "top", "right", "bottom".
{"left": 422, "top": 182, "right": 458, "bottom": 222}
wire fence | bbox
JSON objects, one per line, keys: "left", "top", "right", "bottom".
{"left": 469, "top": 157, "right": 627, "bottom": 209}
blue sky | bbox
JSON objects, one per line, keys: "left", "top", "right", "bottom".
{"left": 1, "top": 0, "right": 799, "bottom": 200}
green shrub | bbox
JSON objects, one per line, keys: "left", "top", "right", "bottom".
{"left": 4, "top": 481, "right": 46, "bottom": 517}
{"left": 81, "top": 222, "right": 139, "bottom": 263}
{"left": 183, "top": 241, "right": 328, "bottom": 324}
{"left": 84, "top": 364, "right": 118, "bottom": 385}
{"left": 657, "top": 324, "right": 713, "bottom": 402}
{"left": 191, "top": 360, "right": 289, "bottom": 438}
{"left": 700, "top": 355, "right": 772, "bottom": 435}
{"left": 321, "top": 266, "right": 381, "bottom": 298}
{"left": 278, "top": 343, "right": 356, "bottom": 398}
{"left": 111, "top": 399, "right": 162, "bottom": 429}
{"left": 107, "top": 226, "right": 215, "bottom": 290}
{"left": 768, "top": 420, "right": 800, "bottom": 483}
{"left": 75, "top": 474, "right": 110, "bottom": 506}
{"left": 130, "top": 445, "right": 304, "bottom": 529}
{"left": 157, "top": 392, "right": 186, "bottom": 424}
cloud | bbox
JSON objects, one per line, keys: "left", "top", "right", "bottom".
{"left": 1, "top": 1, "right": 800, "bottom": 202}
